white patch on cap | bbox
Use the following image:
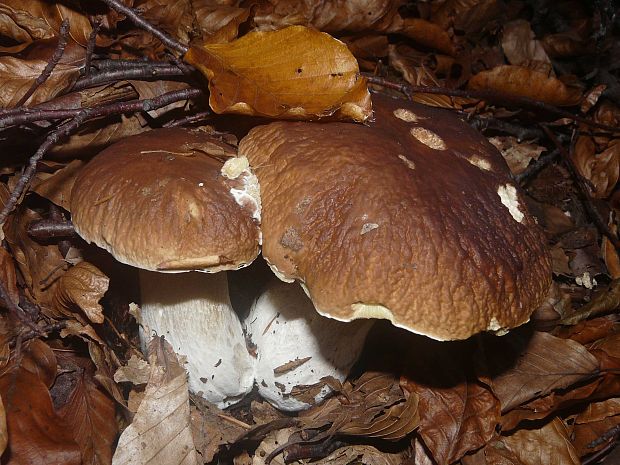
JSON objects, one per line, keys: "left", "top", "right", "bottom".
{"left": 393, "top": 108, "right": 420, "bottom": 122}
{"left": 410, "top": 127, "right": 446, "bottom": 150}
{"left": 223, "top": 156, "right": 262, "bottom": 223}
{"left": 360, "top": 223, "right": 379, "bottom": 235}
{"left": 497, "top": 184, "right": 524, "bottom": 223}
{"left": 398, "top": 154, "right": 416, "bottom": 170}
{"left": 487, "top": 317, "right": 501, "bottom": 331}
{"left": 467, "top": 156, "right": 492, "bottom": 171}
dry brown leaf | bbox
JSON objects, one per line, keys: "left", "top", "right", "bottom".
{"left": 135, "top": 0, "right": 193, "bottom": 47}
{"left": 394, "top": 18, "right": 455, "bottom": 56}
{"left": 0, "top": 247, "right": 19, "bottom": 305}
{"left": 306, "top": 444, "right": 408, "bottom": 465}
{"left": 476, "top": 330, "right": 599, "bottom": 412}
{"left": 462, "top": 439, "right": 525, "bottom": 465}
{"left": 542, "top": 33, "right": 588, "bottom": 59}
{"left": 581, "top": 84, "right": 607, "bottom": 113}
{"left": 33, "top": 160, "right": 84, "bottom": 211}
{"left": 0, "top": 360, "right": 81, "bottom": 465}
{"left": 0, "top": 56, "right": 80, "bottom": 108}
{"left": 432, "top": 0, "right": 502, "bottom": 33}
{"left": 0, "top": 394, "right": 6, "bottom": 456}
{"left": 572, "top": 397, "right": 620, "bottom": 455}
{"left": 112, "top": 337, "right": 199, "bottom": 465}
{"left": 5, "top": 206, "right": 68, "bottom": 307}
{"left": 113, "top": 355, "right": 150, "bottom": 385}
{"left": 468, "top": 65, "right": 582, "bottom": 106}
{"left": 193, "top": 3, "right": 249, "bottom": 44}
{"left": 572, "top": 137, "right": 620, "bottom": 198}
{"left": 251, "top": 0, "right": 403, "bottom": 34}
{"left": 401, "top": 340, "right": 500, "bottom": 464}
{"left": 488, "top": 136, "right": 546, "bottom": 175}
{"left": 603, "top": 234, "right": 620, "bottom": 279}
{"left": 52, "top": 262, "right": 110, "bottom": 324}
{"left": 58, "top": 371, "right": 118, "bottom": 465}
{"left": 185, "top": 26, "right": 371, "bottom": 121}
{"left": 0, "top": 0, "right": 93, "bottom": 46}
{"left": 502, "top": 418, "right": 580, "bottom": 465}
{"left": 501, "top": 20, "right": 552, "bottom": 72}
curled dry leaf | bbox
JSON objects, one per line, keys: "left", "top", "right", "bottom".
{"left": 432, "top": 0, "right": 502, "bottom": 34}
{"left": 251, "top": 0, "right": 403, "bottom": 34}
{"left": 32, "top": 160, "right": 84, "bottom": 211}
{"left": 502, "top": 418, "right": 580, "bottom": 465}
{"left": 0, "top": 56, "right": 80, "bottom": 108}
{"left": 193, "top": 4, "right": 250, "bottom": 44}
{"left": 468, "top": 65, "right": 582, "bottom": 106}
{"left": 185, "top": 26, "right": 371, "bottom": 121}
{"left": 488, "top": 136, "right": 546, "bottom": 175}
{"left": 52, "top": 261, "right": 110, "bottom": 324}
{"left": 393, "top": 18, "right": 455, "bottom": 56}
{"left": 501, "top": 20, "right": 552, "bottom": 72}
{"left": 476, "top": 330, "right": 599, "bottom": 412}
{"left": 135, "top": 0, "right": 194, "bottom": 47}
{"left": 112, "top": 337, "right": 199, "bottom": 465}
{"left": 572, "top": 137, "right": 620, "bottom": 199}
{"left": 0, "top": 0, "right": 93, "bottom": 47}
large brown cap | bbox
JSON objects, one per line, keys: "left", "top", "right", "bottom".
{"left": 71, "top": 128, "right": 261, "bottom": 272}
{"left": 238, "top": 94, "right": 552, "bottom": 340}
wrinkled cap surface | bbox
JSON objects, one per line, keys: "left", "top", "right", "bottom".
{"left": 71, "top": 128, "right": 261, "bottom": 272}
{"left": 238, "top": 94, "right": 552, "bottom": 340}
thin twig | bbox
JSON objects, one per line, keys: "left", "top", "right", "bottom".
{"left": 27, "top": 218, "right": 76, "bottom": 240}
{"left": 83, "top": 17, "right": 102, "bottom": 78}
{"left": 164, "top": 111, "right": 212, "bottom": 127}
{"left": 0, "top": 87, "right": 203, "bottom": 228}
{"left": 72, "top": 64, "right": 188, "bottom": 91}
{"left": 97, "top": 0, "right": 188, "bottom": 54}
{"left": 541, "top": 125, "right": 620, "bottom": 251}
{"left": 366, "top": 75, "right": 620, "bottom": 134}
{"left": 514, "top": 148, "right": 560, "bottom": 184}
{"left": 14, "top": 19, "right": 71, "bottom": 107}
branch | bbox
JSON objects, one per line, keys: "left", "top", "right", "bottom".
{"left": 14, "top": 19, "right": 70, "bottom": 107}
{"left": 82, "top": 17, "right": 102, "bottom": 78}
{"left": 0, "top": 87, "right": 203, "bottom": 228}
{"left": 365, "top": 75, "right": 620, "bottom": 134}
{"left": 72, "top": 64, "right": 188, "bottom": 91}
{"left": 97, "top": 0, "right": 188, "bottom": 54}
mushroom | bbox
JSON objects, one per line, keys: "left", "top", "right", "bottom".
{"left": 245, "top": 279, "right": 372, "bottom": 411}
{"left": 70, "top": 127, "right": 261, "bottom": 407}
{"left": 238, "top": 93, "right": 552, "bottom": 341}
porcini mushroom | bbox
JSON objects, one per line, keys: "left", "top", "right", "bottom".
{"left": 238, "top": 93, "right": 552, "bottom": 341}
{"left": 245, "top": 279, "right": 372, "bottom": 411}
{"left": 70, "top": 127, "right": 261, "bottom": 407}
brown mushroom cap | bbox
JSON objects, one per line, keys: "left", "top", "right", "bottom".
{"left": 238, "top": 94, "right": 552, "bottom": 340}
{"left": 71, "top": 128, "right": 260, "bottom": 272}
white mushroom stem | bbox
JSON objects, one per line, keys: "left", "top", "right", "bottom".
{"left": 138, "top": 270, "right": 254, "bottom": 408}
{"left": 245, "top": 280, "right": 373, "bottom": 412}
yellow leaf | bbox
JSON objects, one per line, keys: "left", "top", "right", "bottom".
{"left": 185, "top": 26, "right": 371, "bottom": 121}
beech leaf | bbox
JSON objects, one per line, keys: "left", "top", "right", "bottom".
{"left": 112, "top": 337, "right": 199, "bottom": 465}
{"left": 502, "top": 418, "right": 580, "bottom": 465}
{"left": 468, "top": 65, "right": 582, "bottom": 106}
{"left": 57, "top": 372, "right": 117, "bottom": 465}
{"left": 184, "top": 26, "right": 371, "bottom": 121}
{"left": 477, "top": 330, "right": 600, "bottom": 412}
{"left": 0, "top": 394, "right": 6, "bottom": 456}
{"left": 52, "top": 262, "right": 110, "bottom": 324}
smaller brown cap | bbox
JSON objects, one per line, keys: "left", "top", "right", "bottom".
{"left": 239, "top": 94, "right": 552, "bottom": 340}
{"left": 71, "top": 128, "right": 261, "bottom": 272}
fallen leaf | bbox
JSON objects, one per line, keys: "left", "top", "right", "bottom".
{"left": 193, "top": 3, "right": 249, "bottom": 44}
{"left": 476, "top": 330, "right": 599, "bottom": 412}
{"left": 468, "top": 65, "right": 582, "bottom": 106}
{"left": 393, "top": 18, "right": 455, "bottom": 56}
{"left": 401, "top": 339, "right": 500, "bottom": 464}
{"left": 572, "top": 397, "right": 620, "bottom": 456}
{"left": 134, "top": 0, "right": 193, "bottom": 47}
{"left": 501, "top": 20, "right": 552, "bottom": 72}
{"left": 0, "top": 394, "right": 6, "bottom": 456}
{"left": 0, "top": 247, "right": 19, "bottom": 305}
{"left": 58, "top": 370, "right": 118, "bottom": 465}
{"left": 112, "top": 337, "right": 199, "bottom": 465}
{"left": 52, "top": 261, "right": 110, "bottom": 324}
{"left": 185, "top": 26, "right": 371, "bottom": 121}
{"left": 432, "top": 0, "right": 502, "bottom": 34}
{"left": 488, "top": 136, "right": 546, "bottom": 175}
{"left": 462, "top": 439, "right": 525, "bottom": 465}
{"left": 0, "top": 366, "right": 81, "bottom": 465}
{"left": 251, "top": 0, "right": 403, "bottom": 34}
{"left": 502, "top": 418, "right": 580, "bottom": 465}
{"left": 113, "top": 355, "right": 150, "bottom": 385}
{"left": 0, "top": 56, "right": 80, "bottom": 108}
{"left": 572, "top": 137, "right": 620, "bottom": 198}
{"left": 32, "top": 160, "right": 84, "bottom": 211}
